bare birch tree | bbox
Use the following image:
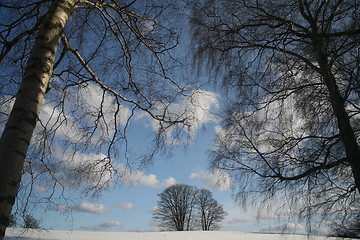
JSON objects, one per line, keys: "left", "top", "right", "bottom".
{"left": 0, "top": 1, "right": 201, "bottom": 238}
{"left": 190, "top": 0, "right": 360, "bottom": 228}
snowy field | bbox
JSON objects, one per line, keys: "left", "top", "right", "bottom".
{"left": 4, "top": 228, "right": 355, "bottom": 240}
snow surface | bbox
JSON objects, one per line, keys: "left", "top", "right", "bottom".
{"left": 4, "top": 228, "right": 355, "bottom": 240}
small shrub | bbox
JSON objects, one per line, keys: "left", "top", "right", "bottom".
{"left": 23, "top": 214, "right": 40, "bottom": 229}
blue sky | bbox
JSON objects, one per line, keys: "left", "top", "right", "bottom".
{"left": 2, "top": 82, "right": 315, "bottom": 234}
{"left": 0, "top": 1, "right": 338, "bottom": 236}
{"left": 0, "top": 2, "right": 317, "bottom": 234}
{"left": 0, "top": 43, "right": 317, "bottom": 237}
{"left": 27, "top": 115, "right": 314, "bottom": 234}
{"left": 0, "top": 76, "right": 321, "bottom": 235}
{"left": 28, "top": 117, "right": 268, "bottom": 233}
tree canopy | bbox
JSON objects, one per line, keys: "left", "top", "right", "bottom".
{"left": 190, "top": 0, "right": 360, "bottom": 226}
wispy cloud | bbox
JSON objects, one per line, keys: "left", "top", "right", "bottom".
{"left": 80, "top": 221, "right": 122, "bottom": 231}
{"left": 33, "top": 185, "right": 48, "bottom": 193}
{"left": 54, "top": 153, "right": 177, "bottom": 190}
{"left": 189, "top": 169, "right": 232, "bottom": 191}
{"left": 220, "top": 202, "right": 260, "bottom": 229}
{"left": 35, "top": 81, "right": 131, "bottom": 148}
{"left": 56, "top": 202, "right": 108, "bottom": 215}
{"left": 260, "top": 222, "right": 306, "bottom": 234}
{"left": 138, "top": 89, "right": 220, "bottom": 144}
{"left": 113, "top": 202, "right": 135, "bottom": 211}
{"left": 226, "top": 216, "right": 256, "bottom": 225}
{"left": 56, "top": 152, "right": 115, "bottom": 189}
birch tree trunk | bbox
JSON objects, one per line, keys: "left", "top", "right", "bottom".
{"left": 0, "top": 0, "right": 77, "bottom": 238}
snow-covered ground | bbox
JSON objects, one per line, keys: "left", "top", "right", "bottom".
{"left": 4, "top": 228, "right": 355, "bottom": 240}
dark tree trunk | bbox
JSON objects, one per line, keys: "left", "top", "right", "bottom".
{"left": 316, "top": 47, "right": 360, "bottom": 194}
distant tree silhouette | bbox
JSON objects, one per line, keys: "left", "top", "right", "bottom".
{"left": 196, "top": 189, "right": 226, "bottom": 231}
{"left": 153, "top": 184, "right": 198, "bottom": 231}
{"left": 153, "top": 184, "right": 226, "bottom": 231}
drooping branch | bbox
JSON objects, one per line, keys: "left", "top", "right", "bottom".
{"left": 60, "top": 34, "right": 186, "bottom": 125}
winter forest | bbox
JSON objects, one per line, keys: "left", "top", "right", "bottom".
{"left": 0, "top": 0, "right": 359, "bottom": 239}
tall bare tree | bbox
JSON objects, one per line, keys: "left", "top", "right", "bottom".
{"left": 0, "top": 0, "right": 196, "bottom": 238}
{"left": 190, "top": 0, "right": 360, "bottom": 227}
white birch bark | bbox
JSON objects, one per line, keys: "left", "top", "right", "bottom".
{"left": 0, "top": 0, "right": 77, "bottom": 238}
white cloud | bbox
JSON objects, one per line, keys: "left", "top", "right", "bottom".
{"left": 75, "top": 202, "right": 108, "bottom": 215}
{"left": 33, "top": 185, "right": 48, "bottom": 193}
{"left": 138, "top": 174, "right": 160, "bottom": 187}
{"left": 56, "top": 202, "right": 108, "bottom": 215}
{"left": 119, "top": 165, "right": 176, "bottom": 188}
{"left": 80, "top": 221, "right": 122, "bottom": 231}
{"left": 139, "top": 20, "right": 155, "bottom": 34}
{"left": 152, "top": 206, "right": 160, "bottom": 213}
{"left": 138, "top": 89, "right": 219, "bottom": 144}
{"left": 114, "top": 202, "right": 135, "bottom": 211}
{"left": 38, "top": 102, "right": 83, "bottom": 143}
{"left": 162, "top": 177, "right": 177, "bottom": 187}
{"left": 189, "top": 169, "right": 232, "bottom": 191}
{"left": 75, "top": 83, "right": 132, "bottom": 128}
